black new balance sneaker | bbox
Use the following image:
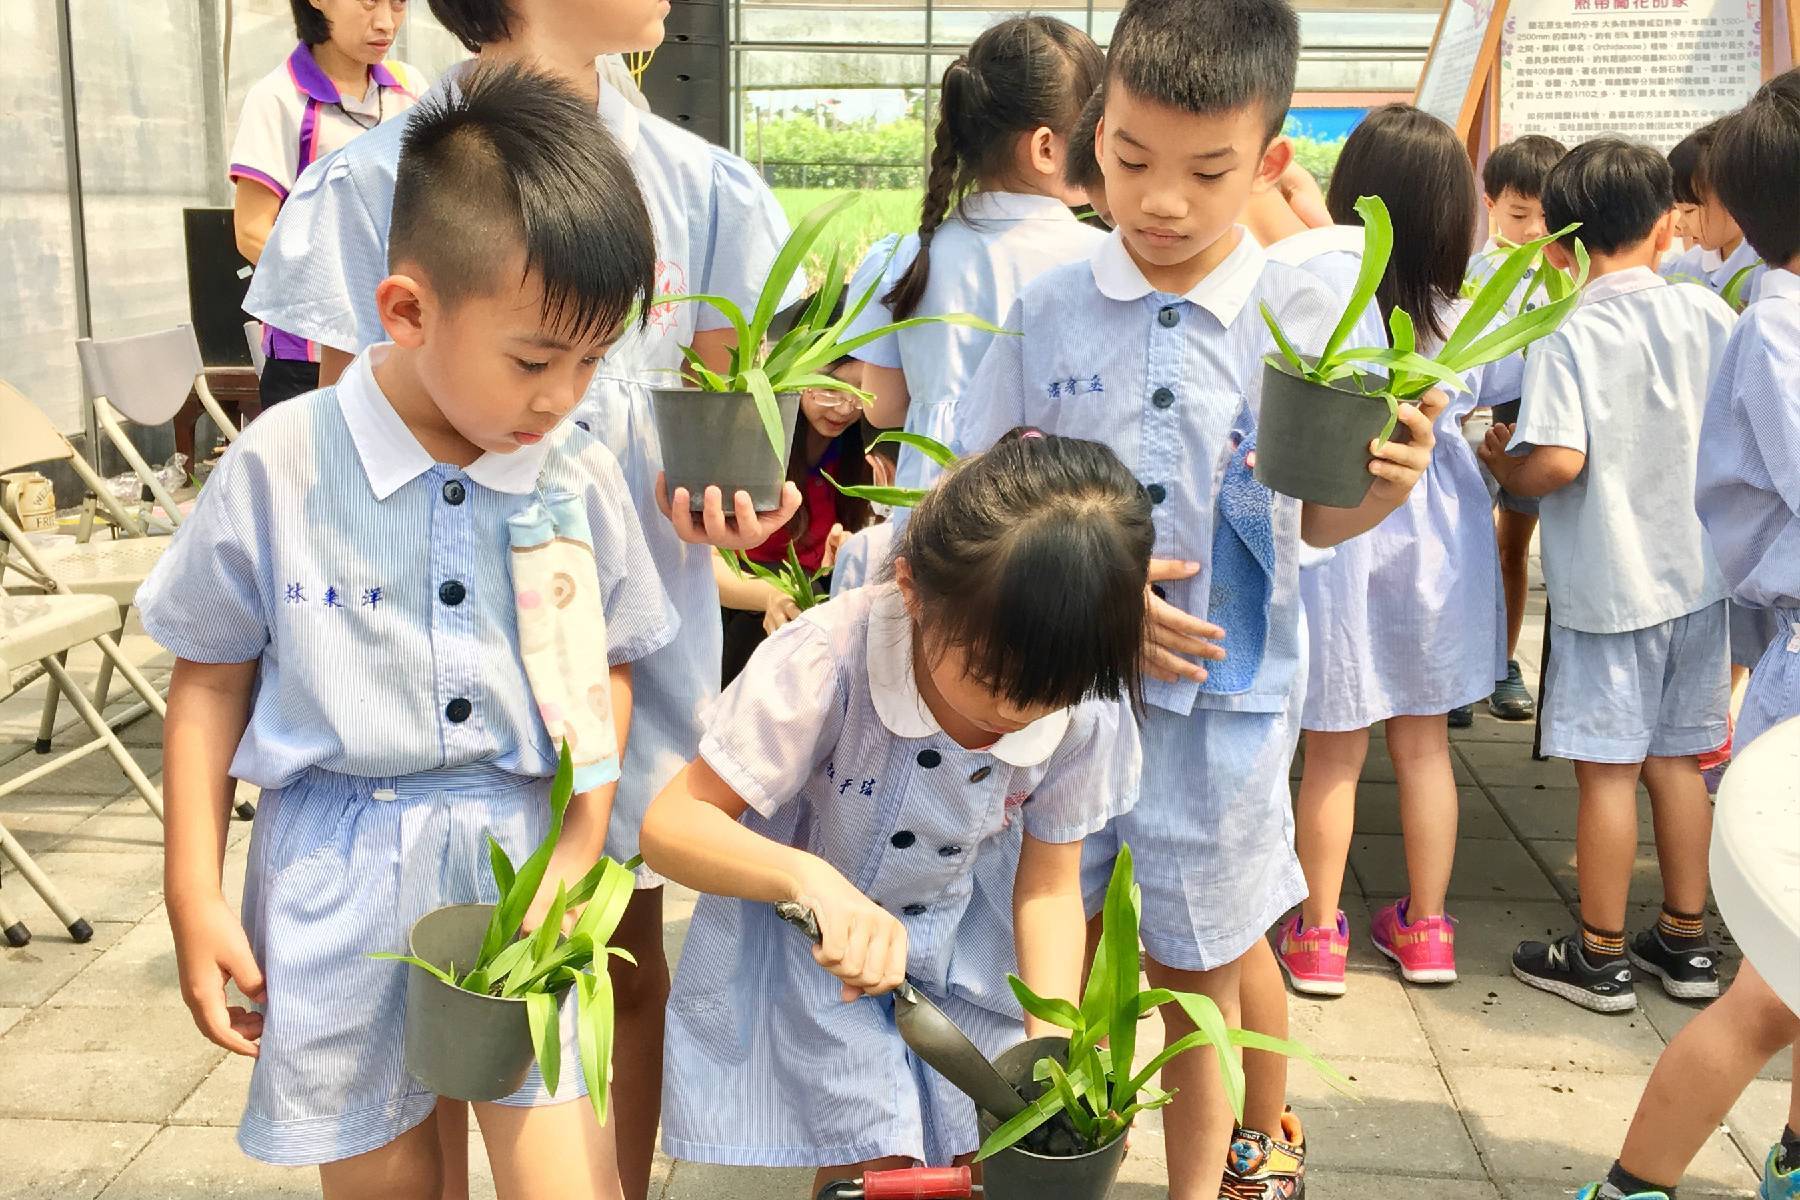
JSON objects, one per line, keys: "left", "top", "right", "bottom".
{"left": 1627, "top": 927, "right": 1721, "bottom": 1000}
{"left": 1512, "top": 932, "right": 1637, "bottom": 1013}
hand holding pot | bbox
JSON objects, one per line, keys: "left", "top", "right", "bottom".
{"left": 1142, "top": 558, "right": 1228, "bottom": 684}
{"left": 656, "top": 473, "right": 805, "bottom": 551}
{"left": 171, "top": 896, "right": 266, "bottom": 1057}
{"left": 1364, "top": 387, "right": 1446, "bottom": 504}
{"left": 791, "top": 863, "right": 910, "bottom": 1002}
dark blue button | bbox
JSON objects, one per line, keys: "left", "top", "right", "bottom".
{"left": 442, "top": 479, "right": 467, "bottom": 505}
{"left": 917, "top": 749, "right": 941, "bottom": 769}
{"left": 890, "top": 831, "right": 916, "bottom": 849}
{"left": 1157, "top": 306, "right": 1180, "bottom": 328}
{"left": 1147, "top": 483, "right": 1167, "bottom": 504}
{"left": 938, "top": 845, "right": 963, "bottom": 858}
{"left": 1152, "top": 387, "right": 1175, "bottom": 409}
{"left": 574, "top": 419, "right": 592, "bottom": 433}
{"left": 969, "top": 766, "right": 992, "bottom": 783}
{"left": 902, "top": 903, "right": 928, "bottom": 916}
{"left": 438, "top": 580, "right": 466, "bottom": 606}
{"left": 445, "top": 698, "right": 472, "bottom": 723}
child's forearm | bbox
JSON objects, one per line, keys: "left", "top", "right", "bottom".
{"left": 1300, "top": 489, "right": 1402, "bottom": 548}
{"left": 1012, "top": 837, "right": 1088, "bottom": 1037}
{"left": 557, "top": 663, "right": 633, "bottom": 863}
{"left": 1496, "top": 446, "right": 1585, "bottom": 498}
{"left": 712, "top": 552, "right": 783, "bottom": 614}
{"left": 641, "top": 763, "right": 837, "bottom": 903}
{"left": 162, "top": 659, "right": 256, "bottom": 912}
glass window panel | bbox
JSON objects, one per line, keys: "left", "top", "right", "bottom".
{"left": 928, "top": 2, "right": 1088, "bottom": 46}
{"left": 0, "top": 0, "right": 83, "bottom": 433}
{"left": 739, "top": 0, "right": 928, "bottom": 46}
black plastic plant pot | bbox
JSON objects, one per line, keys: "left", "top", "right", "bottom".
{"left": 651, "top": 387, "right": 800, "bottom": 512}
{"left": 402, "top": 904, "right": 560, "bottom": 1103}
{"left": 1254, "top": 359, "right": 1406, "bottom": 509}
{"left": 979, "top": 1037, "right": 1131, "bottom": 1200}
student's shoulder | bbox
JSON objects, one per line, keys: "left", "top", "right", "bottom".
{"left": 1659, "top": 278, "right": 1738, "bottom": 332}
{"left": 1733, "top": 286, "right": 1800, "bottom": 363}
{"left": 1015, "top": 257, "right": 1106, "bottom": 315}
{"left": 207, "top": 388, "right": 345, "bottom": 489}
{"left": 239, "top": 59, "right": 301, "bottom": 114}
{"left": 634, "top": 106, "right": 772, "bottom": 194}
{"left": 382, "top": 58, "right": 431, "bottom": 98}
{"left": 288, "top": 113, "right": 408, "bottom": 204}
{"left": 543, "top": 419, "right": 631, "bottom": 493}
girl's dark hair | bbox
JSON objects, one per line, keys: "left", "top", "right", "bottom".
{"left": 1064, "top": 84, "right": 1106, "bottom": 196}
{"left": 892, "top": 430, "right": 1154, "bottom": 710}
{"left": 1480, "top": 134, "right": 1567, "bottom": 201}
{"left": 1667, "top": 120, "right": 1723, "bottom": 205}
{"left": 390, "top": 62, "right": 656, "bottom": 344}
{"left": 884, "top": 17, "right": 1103, "bottom": 321}
{"left": 782, "top": 293, "right": 873, "bottom": 538}
{"left": 290, "top": 0, "right": 330, "bottom": 45}
{"left": 1326, "top": 104, "right": 1477, "bottom": 345}
{"left": 1712, "top": 69, "right": 1800, "bottom": 267}
{"left": 428, "top": 0, "right": 513, "bottom": 53}
{"left": 1543, "top": 137, "right": 1672, "bottom": 257}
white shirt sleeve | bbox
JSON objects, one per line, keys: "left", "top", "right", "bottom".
{"left": 696, "top": 151, "right": 801, "bottom": 333}
{"left": 228, "top": 73, "right": 299, "bottom": 199}
{"left": 843, "top": 234, "right": 913, "bottom": 369}
{"left": 1509, "top": 338, "right": 1588, "bottom": 456}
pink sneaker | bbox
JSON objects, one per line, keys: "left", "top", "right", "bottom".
{"left": 1278, "top": 912, "right": 1349, "bottom": 996}
{"left": 1371, "top": 898, "right": 1458, "bottom": 984}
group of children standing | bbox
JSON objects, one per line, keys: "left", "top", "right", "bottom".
{"left": 139, "top": 0, "right": 1799, "bottom": 1198}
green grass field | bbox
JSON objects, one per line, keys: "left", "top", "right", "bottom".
{"left": 773, "top": 188, "right": 922, "bottom": 287}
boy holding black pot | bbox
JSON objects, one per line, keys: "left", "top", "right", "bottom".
{"left": 1480, "top": 137, "right": 1736, "bottom": 1016}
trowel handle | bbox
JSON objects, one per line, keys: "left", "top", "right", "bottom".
{"left": 860, "top": 1166, "right": 975, "bottom": 1198}
{"left": 775, "top": 900, "right": 822, "bottom": 944}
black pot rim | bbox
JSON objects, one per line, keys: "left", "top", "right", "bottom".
{"left": 649, "top": 384, "right": 803, "bottom": 401}
{"left": 992, "top": 1119, "right": 1132, "bottom": 1164}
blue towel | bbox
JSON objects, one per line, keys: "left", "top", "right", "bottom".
{"left": 1198, "top": 420, "right": 1275, "bottom": 696}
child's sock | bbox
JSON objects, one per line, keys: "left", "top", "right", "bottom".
{"left": 1779, "top": 1124, "right": 1799, "bottom": 1172}
{"left": 1607, "top": 1159, "right": 1675, "bottom": 1197}
{"left": 1582, "top": 922, "right": 1627, "bottom": 962}
{"left": 1655, "top": 906, "right": 1707, "bottom": 949}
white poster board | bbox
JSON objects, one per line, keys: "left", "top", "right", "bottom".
{"left": 1499, "top": 0, "right": 1765, "bottom": 151}
{"left": 1417, "top": 0, "right": 1506, "bottom": 132}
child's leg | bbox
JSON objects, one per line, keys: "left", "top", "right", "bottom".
{"left": 1639, "top": 755, "right": 1712, "bottom": 920}
{"left": 319, "top": 1114, "right": 445, "bottom": 1200}
{"left": 434, "top": 1100, "right": 470, "bottom": 1200}
{"left": 1497, "top": 509, "right": 1536, "bottom": 660}
{"left": 810, "top": 1157, "right": 912, "bottom": 1199}
{"left": 1387, "top": 715, "right": 1457, "bottom": 917}
{"left": 1239, "top": 936, "right": 1290, "bottom": 1137}
{"left": 475, "top": 1097, "right": 623, "bottom": 1200}
{"left": 1574, "top": 759, "right": 1644, "bottom": 942}
{"left": 1293, "top": 727, "right": 1369, "bottom": 930}
{"left": 610, "top": 887, "right": 671, "bottom": 1200}
{"left": 1611, "top": 961, "right": 1800, "bottom": 1189}
{"left": 1145, "top": 953, "right": 1243, "bottom": 1200}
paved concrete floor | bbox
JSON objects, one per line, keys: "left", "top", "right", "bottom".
{"left": 0, "top": 601, "right": 1788, "bottom": 1199}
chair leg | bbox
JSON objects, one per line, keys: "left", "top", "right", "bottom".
{"left": 0, "top": 824, "right": 92, "bottom": 943}
{"left": 0, "top": 885, "right": 30, "bottom": 947}
{"left": 34, "top": 650, "right": 67, "bottom": 754}
{"left": 89, "top": 606, "right": 128, "bottom": 713}
{"left": 94, "top": 630, "right": 167, "bottom": 721}
{"left": 42, "top": 656, "right": 164, "bottom": 822}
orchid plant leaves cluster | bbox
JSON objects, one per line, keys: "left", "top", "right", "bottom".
{"left": 1264, "top": 195, "right": 1591, "bottom": 442}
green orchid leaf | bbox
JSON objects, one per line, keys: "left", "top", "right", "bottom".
{"left": 653, "top": 293, "right": 750, "bottom": 369}
{"left": 742, "top": 366, "right": 789, "bottom": 463}
{"left": 973, "top": 1081, "right": 1068, "bottom": 1162}
{"left": 821, "top": 471, "right": 929, "bottom": 509}
{"left": 526, "top": 990, "right": 562, "bottom": 1098}
{"left": 479, "top": 744, "right": 575, "bottom": 967}
{"left": 1007, "top": 976, "right": 1084, "bottom": 1032}
{"left": 1318, "top": 195, "right": 1394, "bottom": 369}
{"left": 368, "top": 951, "right": 456, "bottom": 987}
{"left": 750, "top": 194, "right": 863, "bottom": 351}
{"left": 867, "top": 430, "right": 957, "bottom": 468}
{"left": 486, "top": 836, "right": 516, "bottom": 897}
{"left": 1101, "top": 845, "right": 1143, "bottom": 1114}
{"left": 576, "top": 968, "right": 617, "bottom": 1126}
{"left": 1440, "top": 223, "right": 1578, "bottom": 365}
{"left": 676, "top": 343, "right": 728, "bottom": 392}
{"left": 1259, "top": 302, "right": 1312, "bottom": 381}
{"left": 1722, "top": 261, "right": 1762, "bottom": 312}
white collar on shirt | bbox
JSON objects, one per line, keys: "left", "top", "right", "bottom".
{"left": 1699, "top": 246, "right": 1727, "bottom": 273}
{"left": 596, "top": 77, "right": 643, "bottom": 155}
{"left": 338, "top": 344, "right": 552, "bottom": 500}
{"left": 1579, "top": 265, "right": 1666, "bottom": 308}
{"left": 863, "top": 585, "right": 1072, "bottom": 767}
{"left": 958, "top": 191, "right": 1080, "bottom": 222}
{"left": 1760, "top": 268, "right": 1799, "bottom": 300}
{"left": 1262, "top": 224, "right": 1365, "bottom": 266}
{"left": 1089, "top": 226, "right": 1265, "bottom": 325}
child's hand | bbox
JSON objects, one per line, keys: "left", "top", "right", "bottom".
{"left": 1143, "top": 558, "right": 1227, "bottom": 683}
{"left": 763, "top": 593, "right": 802, "bottom": 636}
{"left": 1366, "top": 388, "right": 1446, "bottom": 504}
{"left": 792, "top": 866, "right": 909, "bottom": 1002}
{"left": 656, "top": 472, "right": 805, "bottom": 551}
{"left": 867, "top": 453, "right": 896, "bottom": 490}
{"left": 1478, "top": 423, "right": 1517, "bottom": 486}
{"left": 170, "top": 897, "right": 266, "bottom": 1057}
{"left": 819, "top": 524, "right": 850, "bottom": 573}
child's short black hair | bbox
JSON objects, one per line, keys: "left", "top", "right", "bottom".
{"left": 1105, "top": 0, "right": 1300, "bottom": 140}
{"left": 389, "top": 63, "right": 655, "bottom": 345}
{"left": 1666, "top": 120, "right": 1723, "bottom": 205}
{"left": 1712, "top": 69, "right": 1800, "bottom": 266}
{"left": 1541, "top": 137, "right": 1672, "bottom": 257}
{"left": 1065, "top": 83, "right": 1106, "bottom": 195}
{"left": 289, "top": 0, "right": 330, "bottom": 45}
{"left": 1480, "top": 134, "right": 1566, "bottom": 201}
{"left": 893, "top": 430, "right": 1154, "bottom": 710}
{"left": 427, "top": 0, "right": 512, "bottom": 53}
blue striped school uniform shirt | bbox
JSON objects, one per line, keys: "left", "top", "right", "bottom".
{"left": 1508, "top": 268, "right": 1734, "bottom": 634}
{"left": 242, "top": 70, "right": 798, "bottom": 866}
{"left": 1662, "top": 238, "right": 1764, "bottom": 303}
{"left": 135, "top": 347, "right": 676, "bottom": 790}
{"left": 957, "top": 227, "right": 1340, "bottom": 717}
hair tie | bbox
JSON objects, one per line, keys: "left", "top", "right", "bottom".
{"left": 1020, "top": 428, "right": 1046, "bottom": 440}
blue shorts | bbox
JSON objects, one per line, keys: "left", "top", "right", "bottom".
{"left": 1541, "top": 602, "right": 1730, "bottom": 764}
{"left": 238, "top": 764, "right": 584, "bottom": 1167}
{"left": 1729, "top": 600, "right": 1786, "bottom": 670}
{"left": 1735, "top": 608, "right": 1800, "bottom": 752}
{"left": 1080, "top": 696, "right": 1306, "bottom": 973}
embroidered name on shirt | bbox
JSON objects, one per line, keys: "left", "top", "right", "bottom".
{"left": 1046, "top": 375, "right": 1104, "bottom": 400}
{"left": 282, "top": 582, "right": 388, "bottom": 610}
{"left": 823, "top": 760, "right": 876, "bottom": 797}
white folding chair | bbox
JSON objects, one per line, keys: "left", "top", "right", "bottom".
{"left": 0, "top": 583, "right": 165, "bottom": 945}
{"left": 0, "top": 381, "right": 172, "bottom": 753}
{"left": 77, "top": 323, "right": 240, "bottom": 531}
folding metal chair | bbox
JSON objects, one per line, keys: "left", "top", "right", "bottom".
{"left": 0, "top": 583, "right": 165, "bottom": 945}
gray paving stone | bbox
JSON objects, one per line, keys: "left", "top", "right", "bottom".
{"left": 1540, "top": 839, "right": 1687, "bottom": 910}
{"left": 0, "top": 1000, "right": 225, "bottom": 1122}
{"left": 1486, "top": 784, "right": 1655, "bottom": 843}
{"left": 1351, "top": 746, "right": 1477, "bottom": 786}
{"left": 54, "top": 799, "right": 165, "bottom": 855}
{"left": 1412, "top": 983, "right": 1669, "bottom": 1074}
{"left": 0, "top": 921, "right": 133, "bottom": 1007}
{"left": 0, "top": 747, "right": 161, "bottom": 796}
{"left": 94, "top": 1125, "right": 316, "bottom": 1198}
{"left": 1350, "top": 784, "right": 1515, "bottom": 840}
{"left": 663, "top": 1162, "right": 811, "bottom": 1200}
{"left": 1445, "top": 1065, "right": 1759, "bottom": 1190}
{"left": 1348, "top": 832, "right": 1553, "bottom": 902}
{"left": 1310, "top": 1173, "right": 1502, "bottom": 1199}
{"left": 1285, "top": 967, "right": 1433, "bottom": 1064}
{"left": 171, "top": 1051, "right": 252, "bottom": 1126}
{"left": 0, "top": 1118, "right": 157, "bottom": 1200}
{"left": 0, "top": 1006, "right": 25, "bottom": 1037}
{"left": 1450, "top": 710, "right": 1540, "bottom": 744}
{"left": 1436, "top": 900, "right": 1580, "bottom": 978}
{"left": 1458, "top": 742, "right": 1579, "bottom": 790}
{"left": 1726, "top": 1077, "right": 1793, "bottom": 1172}
{"left": 9, "top": 849, "right": 165, "bottom": 926}
{"left": 1287, "top": 1056, "right": 1485, "bottom": 1178}
{"left": 45, "top": 910, "right": 181, "bottom": 1010}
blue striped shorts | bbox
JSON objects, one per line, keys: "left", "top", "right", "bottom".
{"left": 236, "top": 763, "right": 585, "bottom": 1166}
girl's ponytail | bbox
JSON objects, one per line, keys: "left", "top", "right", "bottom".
{"left": 881, "top": 17, "right": 1104, "bottom": 323}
